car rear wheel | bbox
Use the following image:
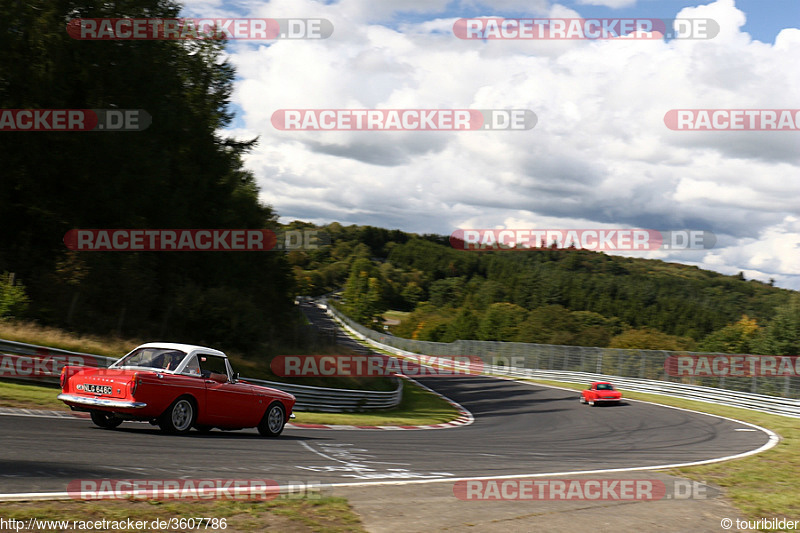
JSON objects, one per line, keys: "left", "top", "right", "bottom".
{"left": 90, "top": 411, "right": 122, "bottom": 429}
{"left": 258, "top": 403, "right": 286, "bottom": 437}
{"left": 158, "top": 397, "right": 196, "bottom": 435}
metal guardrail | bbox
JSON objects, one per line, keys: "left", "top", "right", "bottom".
{"left": 243, "top": 377, "right": 402, "bottom": 412}
{"left": 492, "top": 367, "right": 800, "bottom": 418}
{"left": 0, "top": 339, "right": 402, "bottom": 412}
{"left": 324, "top": 300, "right": 800, "bottom": 418}
{"left": 0, "top": 339, "right": 114, "bottom": 384}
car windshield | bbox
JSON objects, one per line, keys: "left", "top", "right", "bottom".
{"left": 114, "top": 348, "right": 187, "bottom": 371}
{"left": 596, "top": 383, "right": 615, "bottom": 390}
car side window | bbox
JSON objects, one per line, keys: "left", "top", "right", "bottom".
{"left": 198, "top": 354, "right": 229, "bottom": 381}
{"left": 182, "top": 355, "right": 201, "bottom": 376}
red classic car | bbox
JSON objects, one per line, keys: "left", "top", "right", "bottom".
{"left": 58, "top": 343, "right": 295, "bottom": 436}
{"left": 580, "top": 381, "right": 622, "bottom": 406}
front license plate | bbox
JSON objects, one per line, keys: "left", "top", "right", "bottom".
{"left": 78, "top": 384, "right": 112, "bottom": 395}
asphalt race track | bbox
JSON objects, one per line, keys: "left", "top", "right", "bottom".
{"left": 0, "top": 374, "right": 773, "bottom": 496}
{"left": 0, "top": 303, "right": 775, "bottom": 497}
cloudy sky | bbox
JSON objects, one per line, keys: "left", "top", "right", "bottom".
{"left": 181, "top": 0, "right": 800, "bottom": 290}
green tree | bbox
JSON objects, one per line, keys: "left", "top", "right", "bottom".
{"left": 699, "top": 315, "right": 762, "bottom": 353}
{"left": 343, "top": 258, "right": 387, "bottom": 324}
{"left": 609, "top": 328, "right": 695, "bottom": 351}
{"left": 0, "top": 273, "right": 29, "bottom": 320}
{"left": 756, "top": 296, "right": 800, "bottom": 355}
{"left": 428, "top": 277, "right": 467, "bottom": 308}
{"left": 401, "top": 282, "right": 425, "bottom": 308}
{"left": 441, "top": 309, "right": 480, "bottom": 342}
{"left": 514, "top": 305, "right": 573, "bottom": 344}
{"left": 478, "top": 303, "right": 527, "bottom": 341}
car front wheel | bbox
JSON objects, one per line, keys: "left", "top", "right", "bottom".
{"left": 158, "top": 397, "right": 196, "bottom": 435}
{"left": 258, "top": 403, "right": 286, "bottom": 437}
{"left": 90, "top": 411, "right": 122, "bottom": 429}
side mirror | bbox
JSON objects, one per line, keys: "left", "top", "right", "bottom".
{"left": 232, "top": 371, "right": 239, "bottom": 382}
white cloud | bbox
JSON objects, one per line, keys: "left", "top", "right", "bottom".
{"left": 576, "top": 0, "right": 637, "bottom": 8}
{"left": 458, "top": 0, "right": 551, "bottom": 15}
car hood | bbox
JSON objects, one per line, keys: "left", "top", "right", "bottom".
{"left": 249, "top": 382, "right": 296, "bottom": 402}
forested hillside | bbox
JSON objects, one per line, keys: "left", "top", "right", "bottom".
{"left": 289, "top": 224, "right": 799, "bottom": 355}
{"left": 0, "top": 0, "right": 294, "bottom": 351}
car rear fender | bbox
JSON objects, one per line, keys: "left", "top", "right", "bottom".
{"left": 61, "top": 365, "right": 102, "bottom": 391}
{"left": 131, "top": 374, "right": 205, "bottom": 419}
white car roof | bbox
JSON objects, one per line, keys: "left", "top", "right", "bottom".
{"left": 134, "top": 342, "right": 227, "bottom": 358}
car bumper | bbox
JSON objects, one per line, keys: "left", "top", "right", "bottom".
{"left": 594, "top": 398, "right": 622, "bottom": 402}
{"left": 57, "top": 394, "right": 147, "bottom": 409}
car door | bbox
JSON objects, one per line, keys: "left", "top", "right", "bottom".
{"left": 197, "top": 354, "right": 260, "bottom": 426}
{"left": 587, "top": 384, "right": 598, "bottom": 401}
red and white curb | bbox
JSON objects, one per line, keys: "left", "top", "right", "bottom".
{"left": 0, "top": 407, "right": 89, "bottom": 419}
{"left": 288, "top": 376, "right": 474, "bottom": 431}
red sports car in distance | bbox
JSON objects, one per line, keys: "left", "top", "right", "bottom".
{"left": 58, "top": 343, "right": 295, "bottom": 436}
{"left": 580, "top": 381, "right": 622, "bottom": 406}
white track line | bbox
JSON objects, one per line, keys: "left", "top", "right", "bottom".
{"left": 0, "top": 378, "right": 780, "bottom": 502}
{"left": 0, "top": 322, "right": 782, "bottom": 501}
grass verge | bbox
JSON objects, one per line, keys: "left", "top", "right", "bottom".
{"left": 382, "top": 310, "right": 410, "bottom": 321}
{"left": 293, "top": 378, "right": 459, "bottom": 426}
{"left": 0, "top": 321, "right": 139, "bottom": 358}
{"left": 0, "top": 380, "right": 67, "bottom": 410}
{"left": 0, "top": 497, "right": 366, "bottom": 533}
{"left": 517, "top": 377, "right": 799, "bottom": 524}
